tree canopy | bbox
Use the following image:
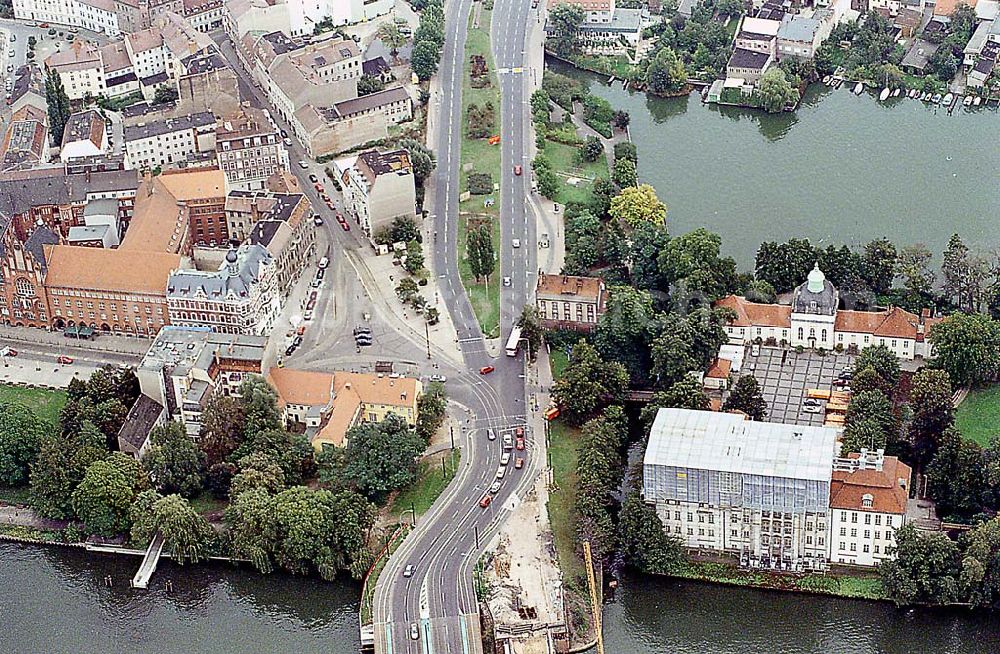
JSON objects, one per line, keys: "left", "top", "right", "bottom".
{"left": 552, "top": 339, "right": 629, "bottom": 426}
{"left": 608, "top": 184, "right": 667, "bottom": 229}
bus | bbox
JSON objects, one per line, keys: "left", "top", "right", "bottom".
{"left": 505, "top": 325, "right": 522, "bottom": 357}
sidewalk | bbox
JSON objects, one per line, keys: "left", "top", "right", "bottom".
{"left": 0, "top": 504, "right": 69, "bottom": 530}
{"left": 0, "top": 325, "right": 150, "bottom": 357}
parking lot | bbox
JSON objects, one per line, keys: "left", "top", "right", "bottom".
{"left": 734, "top": 346, "right": 855, "bottom": 426}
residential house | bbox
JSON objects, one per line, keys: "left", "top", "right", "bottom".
{"left": 13, "top": 0, "right": 122, "bottom": 36}
{"left": 9, "top": 64, "right": 46, "bottom": 116}
{"left": 45, "top": 41, "right": 105, "bottom": 101}
{"left": 123, "top": 111, "right": 217, "bottom": 170}
{"left": 714, "top": 265, "right": 939, "bottom": 360}
{"left": 544, "top": 0, "right": 644, "bottom": 55}
{"left": 901, "top": 39, "right": 941, "bottom": 74}
{"left": 241, "top": 192, "right": 317, "bottom": 296}
{"left": 166, "top": 244, "right": 280, "bottom": 335}
{"left": 99, "top": 41, "right": 140, "bottom": 98}
{"left": 726, "top": 48, "right": 774, "bottom": 84}
{"left": 968, "top": 39, "right": 999, "bottom": 88}
{"left": 60, "top": 110, "right": 108, "bottom": 162}
{"left": 117, "top": 393, "right": 166, "bottom": 459}
{"left": 225, "top": 0, "right": 393, "bottom": 41}
{"left": 339, "top": 148, "right": 416, "bottom": 241}
{"left": 734, "top": 16, "right": 782, "bottom": 56}
{"left": 362, "top": 56, "right": 393, "bottom": 84}
{"left": 182, "top": 0, "right": 224, "bottom": 31}
{"left": 0, "top": 104, "right": 49, "bottom": 171}
{"left": 777, "top": 13, "right": 834, "bottom": 60}
{"left": 535, "top": 273, "right": 608, "bottom": 332}
{"left": 215, "top": 107, "right": 289, "bottom": 191}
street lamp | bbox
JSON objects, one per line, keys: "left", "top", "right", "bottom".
{"left": 400, "top": 501, "right": 417, "bottom": 527}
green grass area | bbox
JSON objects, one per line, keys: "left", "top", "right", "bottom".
{"left": 547, "top": 419, "right": 584, "bottom": 582}
{"left": 457, "top": 9, "right": 502, "bottom": 338}
{"left": 0, "top": 384, "right": 66, "bottom": 425}
{"left": 390, "top": 449, "right": 462, "bottom": 519}
{"left": 570, "top": 54, "right": 637, "bottom": 79}
{"left": 189, "top": 494, "right": 228, "bottom": 516}
{"left": 674, "top": 561, "right": 886, "bottom": 600}
{"left": 956, "top": 386, "right": 1000, "bottom": 447}
{"left": 541, "top": 139, "right": 608, "bottom": 207}
{"left": 549, "top": 349, "right": 570, "bottom": 381}
{"left": 360, "top": 524, "right": 411, "bottom": 625}
{"left": 0, "top": 485, "right": 32, "bottom": 505}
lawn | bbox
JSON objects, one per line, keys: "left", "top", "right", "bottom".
{"left": 390, "top": 449, "right": 461, "bottom": 519}
{"left": 189, "top": 494, "right": 228, "bottom": 517}
{"left": 457, "top": 9, "right": 502, "bottom": 338}
{"left": 547, "top": 419, "right": 584, "bottom": 582}
{"left": 549, "top": 349, "right": 569, "bottom": 381}
{"left": 541, "top": 139, "right": 608, "bottom": 207}
{"left": 956, "top": 385, "right": 1000, "bottom": 447}
{"left": 0, "top": 384, "right": 67, "bottom": 425}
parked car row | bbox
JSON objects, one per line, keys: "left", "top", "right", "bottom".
{"left": 479, "top": 425, "right": 527, "bottom": 508}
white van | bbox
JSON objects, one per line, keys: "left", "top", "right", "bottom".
{"left": 318, "top": 256, "right": 329, "bottom": 269}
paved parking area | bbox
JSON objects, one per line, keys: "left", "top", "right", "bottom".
{"left": 735, "top": 347, "right": 855, "bottom": 426}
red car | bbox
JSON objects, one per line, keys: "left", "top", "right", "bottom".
{"left": 479, "top": 495, "right": 492, "bottom": 508}
{"left": 313, "top": 183, "right": 324, "bottom": 193}
{"left": 57, "top": 356, "right": 73, "bottom": 364}
{"left": 513, "top": 165, "right": 523, "bottom": 176}
{"left": 515, "top": 457, "right": 524, "bottom": 469}
{"left": 479, "top": 365, "right": 495, "bottom": 375}
{"left": 515, "top": 426, "right": 524, "bottom": 437}
{"left": 515, "top": 436, "right": 525, "bottom": 451}
{"left": 325, "top": 200, "right": 336, "bottom": 210}
{"left": 338, "top": 217, "right": 350, "bottom": 231}
{"left": 320, "top": 193, "right": 330, "bottom": 202}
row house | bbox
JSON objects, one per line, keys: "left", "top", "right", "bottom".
{"left": 14, "top": 0, "right": 122, "bottom": 36}
{"left": 338, "top": 148, "right": 416, "bottom": 242}
{"left": 225, "top": 0, "right": 392, "bottom": 42}
{"left": 123, "top": 111, "right": 217, "bottom": 170}
{"left": 241, "top": 192, "right": 317, "bottom": 296}
{"left": 215, "top": 107, "right": 289, "bottom": 191}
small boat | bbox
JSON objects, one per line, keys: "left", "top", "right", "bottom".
{"left": 943, "top": 92, "right": 954, "bottom": 105}
{"left": 908, "top": 89, "right": 916, "bottom": 98}
{"left": 879, "top": 87, "right": 891, "bottom": 102}
{"left": 822, "top": 75, "right": 831, "bottom": 85}
{"left": 974, "top": 96, "right": 982, "bottom": 106}
{"left": 853, "top": 82, "right": 864, "bottom": 95}
{"left": 964, "top": 95, "right": 973, "bottom": 106}
{"left": 932, "top": 93, "right": 942, "bottom": 104}
{"left": 921, "top": 92, "right": 930, "bottom": 101}
{"left": 893, "top": 88, "right": 901, "bottom": 97}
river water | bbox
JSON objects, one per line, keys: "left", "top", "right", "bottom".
{"left": 548, "top": 60, "right": 1000, "bottom": 267}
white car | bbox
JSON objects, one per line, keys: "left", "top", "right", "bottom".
{"left": 298, "top": 160, "right": 309, "bottom": 169}
{"left": 283, "top": 137, "right": 292, "bottom": 146}
{"left": 410, "top": 623, "right": 419, "bottom": 640}
{"left": 503, "top": 276, "right": 511, "bottom": 287}
{"left": 429, "top": 374, "right": 447, "bottom": 383}
{"left": 512, "top": 239, "right": 521, "bottom": 248}
{"left": 402, "top": 564, "right": 415, "bottom": 578}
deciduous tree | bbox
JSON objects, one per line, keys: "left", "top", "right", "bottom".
{"left": 609, "top": 184, "right": 666, "bottom": 228}
{"left": 723, "top": 376, "right": 767, "bottom": 420}
{"left": 143, "top": 422, "right": 205, "bottom": 498}
{"left": 927, "top": 428, "right": 988, "bottom": 520}
{"left": 618, "top": 491, "right": 685, "bottom": 574}
{"left": 757, "top": 68, "right": 798, "bottom": 113}
{"left": 130, "top": 491, "right": 215, "bottom": 563}
{"left": 72, "top": 453, "right": 149, "bottom": 536}
{"left": 908, "top": 369, "right": 954, "bottom": 466}
{"left": 645, "top": 46, "right": 687, "bottom": 95}
{"left": 929, "top": 313, "right": 1000, "bottom": 386}
{"left": 880, "top": 524, "right": 963, "bottom": 606}
{"left": 0, "top": 402, "right": 52, "bottom": 486}
{"left": 552, "top": 339, "right": 629, "bottom": 426}
{"left": 343, "top": 415, "right": 424, "bottom": 503}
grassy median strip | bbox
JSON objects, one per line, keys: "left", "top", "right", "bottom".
{"left": 457, "top": 7, "right": 502, "bottom": 338}
{"left": 0, "top": 384, "right": 66, "bottom": 425}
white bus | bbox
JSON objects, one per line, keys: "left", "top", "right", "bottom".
{"left": 505, "top": 325, "right": 522, "bottom": 357}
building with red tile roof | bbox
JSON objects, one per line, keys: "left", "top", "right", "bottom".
{"left": 536, "top": 273, "right": 608, "bottom": 332}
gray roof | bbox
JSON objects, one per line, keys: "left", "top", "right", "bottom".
{"left": 23, "top": 225, "right": 59, "bottom": 273}
{"left": 581, "top": 8, "right": 642, "bottom": 32}
{"left": 778, "top": 16, "right": 820, "bottom": 43}
{"left": 10, "top": 64, "right": 44, "bottom": 107}
{"left": 183, "top": 49, "right": 229, "bottom": 74}
{"left": 0, "top": 168, "right": 139, "bottom": 215}
{"left": 62, "top": 110, "right": 103, "bottom": 147}
{"left": 124, "top": 111, "right": 216, "bottom": 142}
{"left": 330, "top": 86, "right": 410, "bottom": 118}
{"left": 791, "top": 269, "right": 837, "bottom": 316}
{"left": 167, "top": 244, "right": 273, "bottom": 301}
{"left": 728, "top": 47, "right": 771, "bottom": 71}
{"left": 83, "top": 197, "right": 119, "bottom": 217}
{"left": 68, "top": 225, "right": 111, "bottom": 242}
{"left": 362, "top": 56, "right": 391, "bottom": 77}
{"left": 140, "top": 71, "right": 170, "bottom": 86}
{"left": 643, "top": 408, "right": 838, "bottom": 482}
{"left": 901, "top": 39, "right": 940, "bottom": 71}
{"left": 117, "top": 394, "right": 164, "bottom": 454}
{"left": 247, "top": 219, "right": 283, "bottom": 248}
{"left": 263, "top": 31, "right": 300, "bottom": 55}
{"left": 140, "top": 326, "right": 266, "bottom": 380}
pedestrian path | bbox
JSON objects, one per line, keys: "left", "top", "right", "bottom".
{"left": 0, "top": 324, "right": 149, "bottom": 357}
{"left": 0, "top": 503, "right": 69, "bottom": 531}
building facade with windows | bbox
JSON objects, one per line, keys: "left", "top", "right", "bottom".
{"left": 123, "top": 111, "right": 218, "bottom": 171}
{"left": 215, "top": 107, "right": 289, "bottom": 191}
{"left": 643, "top": 409, "right": 838, "bottom": 572}
{"left": 339, "top": 149, "right": 416, "bottom": 241}
{"left": 535, "top": 273, "right": 608, "bottom": 332}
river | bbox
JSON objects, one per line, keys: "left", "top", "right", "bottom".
{"left": 548, "top": 59, "right": 1000, "bottom": 267}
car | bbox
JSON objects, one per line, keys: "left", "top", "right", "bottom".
{"left": 403, "top": 564, "right": 415, "bottom": 578}
{"left": 503, "top": 276, "right": 511, "bottom": 287}
{"left": 750, "top": 343, "right": 761, "bottom": 356}
{"left": 514, "top": 164, "right": 522, "bottom": 176}
{"left": 838, "top": 371, "right": 853, "bottom": 381}
{"left": 284, "top": 345, "right": 297, "bottom": 356}
{"left": 487, "top": 429, "right": 496, "bottom": 441}
{"left": 320, "top": 193, "right": 331, "bottom": 203}
{"left": 283, "top": 137, "right": 292, "bottom": 146}
{"left": 296, "top": 325, "right": 306, "bottom": 336}
{"left": 496, "top": 466, "right": 507, "bottom": 480}
{"left": 409, "top": 623, "right": 419, "bottom": 640}
{"left": 318, "top": 256, "right": 329, "bottom": 268}
{"left": 66, "top": 34, "right": 74, "bottom": 41}
{"left": 515, "top": 436, "right": 525, "bottom": 451}
{"left": 48, "top": 28, "right": 57, "bottom": 35}
{"left": 325, "top": 200, "right": 336, "bottom": 210}
{"left": 292, "top": 335, "right": 303, "bottom": 347}
{"left": 316, "top": 268, "right": 325, "bottom": 279}
{"left": 0, "top": 347, "right": 17, "bottom": 357}
{"left": 39, "top": 22, "right": 49, "bottom": 27}
{"left": 479, "top": 495, "right": 492, "bottom": 508}
{"left": 313, "top": 216, "right": 324, "bottom": 226}
{"left": 515, "top": 457, "right": 524, "bottom": 469}
{"left": 310, "top": 279, "right": 322, "bottom": 288}
{"left": 57, "top": 356, "right": 73, "bottom": 364}
{"left": 306, "top": 298, "right": 317, "bottom": 311}
{"left": 803, "top": 404, "right": 823, "bottom": 414}
{"left": 298, "top": 160, "right": 308, "bottom": 169}
{"left": 355, "top": 338, "right": 372, "bottom": 347}
{"left": 280, "top": 129, "right": 288, "bottom": 138}
{"left": 308, "top": 174, "right": 318, "bottom": 183}
{"left": 515, "top": 426, "right": 524, "bottom": 437}
{"left": 803, "top": 398, "right": 822, "bottom": 406}
{"left": 303, "top": 310, "right": 313, "bottom": 321}
{"left": 313, "top": 182, "right": 324, "bottom": 193}
{"left": 512, "top": 239, "right": 521, "bottom": 248}
{"left": 502, "top": 434, "right": 513, "bottom": 450}
{"left": 429, "top": 374, "right": 447, "bottom": 383}
{"left": 5, "top": 65, "right": 12, "bottom": 73}
{"left": 833, "top": 378, "right": 850, "bottom": 387}
{"left": 338, "top": 218, "right": 350, "bottom": 231}
{"left": 480, "top": 365, "right": 495, "bottom": 375}
{"left": 500, "top": 451, "right": 511, "bottom": 466}
{"left": 353, "top": 326, "right": 372, "bottom": 335}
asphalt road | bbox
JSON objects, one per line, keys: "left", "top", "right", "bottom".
{"left": 371, "top": 0, "right": 536, "bottom": 649}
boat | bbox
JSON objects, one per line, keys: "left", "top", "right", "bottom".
{"left": 974, "top": 96, "right": 982, "bottom": 106}
{"left": 853, "top": 82, "right": 864, "bottom": 95}
{"left": 822, "top": 75, "right": 831, "bottom": 85}
{"left": 909, "top": 89, "right": 917, "bottom": 98}
{"left": 932, "top": 93, "right": 942, "bottom": 104}
{"left": 921, "top": 92, "right": 930, "bottom": 101}
{"left": 964, "top": 95, "right": 973, "bottom": 106}
{"left": 943, "top": 93, "right": 954, "bottom": 105}
{"left": 879, "top": 87, "right": 891, "bottom": 102}
{"left": 893, "top": 88, "right": 901, "bottom": 97}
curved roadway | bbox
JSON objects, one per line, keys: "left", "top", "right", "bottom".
{"left": 370, "top": 0, "right": 536, "bottom": 649}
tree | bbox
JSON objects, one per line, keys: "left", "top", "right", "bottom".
{"left": 552, "top": 339, "right": 629, "bottom": 426}
{"left": 467, "top": 223, "right": 495, "bottom": 282}
{"left": 357, "top": 74, "right": 386, "bottom": 96}
{"left": 854, "top": 345, "right": 901, "bottom": 389}
{"left": 377, "top": 22, "right": 407, "bottom": 58}
{"left": 723, "top": 376, "right": 767, "bottom": 420}
{"left": 609, "top": 184, "right": 667, "bottom": 229}
{"left": 927, "top": 428, "right": 988, "bottom": 520}
{"left": 960, "top": 516, "right": 1000, "bottom": 609}
{"left": 757, "top": 68, "right": 798, "bottom": 113}
{"left": 618, "top": 491, "right": 685, "bottom": 574}
{"left": 238, "top": 376, "right": 284, "bottom": 437}
{"left": 896, "top": 243, "right": 936, "bottom": 300}
{"left": 230, "top": 451, "right": 286, "bottom": 497}
{"left": 850, "top": 366, "right": 890, "bottom": 397}
{"left": 942, "top": 233, "right": 970, "bottom": 308}
{"left": 404, "top": 239, "right": 425, "bottom": 274}
{"left": 629, "top": 221, "right": 670, "bottom": 291}
{"left": 580, "top": 136, "right": 604, "bottom": 163}
{"left": 130, "top": 491, "right": 214, "bottom": 563}
{"left": 415, "top": 382, "right": 447, "bottom": 443}
{"left": 205, "top": 461, "right": 238, "bottom": 499}
{"left": 841, "top": 390, "right": 897, "bottom": 454}
{"left": 594, "top": 285, "right": 657, "bottom": 383}
{"left": 233, "top": 428, "right": 314, "bottom": 486}
{"left": 613, "top": 140, "right": 637, "bottom": 164}
{"left": 611, "top": 157, "right": 638, "bottom": 188}
{"left": 153, "top": 85, "right": 179, "bottom": 104}
{"left": 639, "top": 376, "right": 710, "bottom": 429}
{"left": 908, "top": 369, "right": 954, "bottom": 466}
{"left": 516, "top": 305, "right": 543, "bottom": 358}
{"left": 563, "top": 210, "right": 602, "bottom": 275}
{"left": 0, "top": 402, "right": 52, "bottom": 486}
{"left": 880, "top": 524, "right": 964, "bottom": 606}
{"left": 72, "top": 453, "right": 149, "bottom": 536}
{"left": 396, "top": 276, "right": 420, "bottom": 303}
{"left": 928, "top": 46, "right": 958, "bottom": 82}
{"left": 575, "top": 407, "right": 627, "bottom": 557}
{"left": 199, "top": 394, "right": 246, "bottom": 468}
{"left": 612, "top": 109, "right": 630, "bottom": 129}
{"left": 143, "top": 422, "right": 205, "bottom": 498}
{"left": 225, "top": 488, "right": 275, "bottom": 574}
{"left": 861, "top": 238, "right": 898, "bottom": 295}
{"left": 45, "top": 68, "right": 71, "bottom": 143}
{"left": 398, "top": 139, "right": 435, "bottom": 186}
{"left": 343, "top": 415, "right": 424, "bottom": 503}
{"left": 755, "top": 239, "right": 817, "bottom": 292}
{"left": 929, "top": 312, "right": 1000, "bottom": 386}
{"left": 645, "top": 46, "right": 687, "bottom": 95}
{"left": 745, "top": 279, "right": 776, "bottom": 304}
{"left": 547, "top": 4, "right": 585, "bottom": 56}
{"left": 411, "top": 39, "right": 440, "bottom": 80}
{"left": 658, "top": 229, "right": 739, "bottom": 300}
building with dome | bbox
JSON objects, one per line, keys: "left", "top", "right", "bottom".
{"left": 714, "top": 265, "right": 940, "bottom": 360}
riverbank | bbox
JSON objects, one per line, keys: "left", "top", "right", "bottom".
{"left": 667, "top": 560, "right": 886, "bottom": 601}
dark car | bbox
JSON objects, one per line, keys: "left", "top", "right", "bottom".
{"left": 292, "top": 336, "right": 303, "bottom": 347}
{"left": 284, "top": 345, "right": 296, "bottom": 357}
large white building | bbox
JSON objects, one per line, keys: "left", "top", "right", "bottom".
{"left": 14, "top": 0, "right": 122, "bottom": 36}
{"left": 338, "top": 148, "right": 416, "bottom": 242}
{"left": 715, "top": 265, "right": 939, "bottom": 360}
{"left": 644, "top": 409, "right": 838, "bottom": 572}
{"left": 225, "top": 0, "right": 393, "bottom": 40}
{"left": 123, "top": 111, "right": 217, "bottom": 170}
{"left": 643, "top": 409, "right": 914, "bottom": 570}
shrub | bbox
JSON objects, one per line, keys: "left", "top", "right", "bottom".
{"left": 467, "top": 172, "right": 493, "bottom": 195}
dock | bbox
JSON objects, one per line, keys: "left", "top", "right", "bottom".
{"left": 131, "top": 531, "right": 165, "bottom": 589}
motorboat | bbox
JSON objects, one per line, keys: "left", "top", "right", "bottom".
{"left": 822, "top": 75, "right": 831, "bottom": 84}
{"left": 853, "top": 82, "right": 864, "bottom": 95}
{"left": 942, "top": 93, "right": 954, "bottom": 105}
{"left": 932, "top": 93, "right": 942, "bottom": 104}
{"left": 879, "top": 87, "right": 891, "bottom": 101}
{"left": 893, "top": 88, "right": 901, "bottom": 97}
{"left": 974, "top": 96, "right": 982, "bottom": 106}
{"left": 964, "top": 95, "right": 973, "bottom": 106}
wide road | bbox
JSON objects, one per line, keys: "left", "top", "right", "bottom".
{"left": 371, "top": 0, "right": 536, "bottom": 649}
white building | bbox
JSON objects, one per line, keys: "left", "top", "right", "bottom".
{"left": 829, "top": 450, "right": 911, "bottom": 567}
{"left": 14, "top": 0, "right": 122, "bottom": 36}
{"left": 60, "top": 109, "right": 108, "bottom": 162}
{"left": 123, "top": 111, "right": 217, "bottom": 170}
{"left": 339, "top": 148, "right": 416, "bottom": 242}
{"left": 715, "top": 265, "right": 940, "bottom": 360}
{"left": 225, "top": 0, "right": 393, "bottom": 40}
{"left": 643, "top": 408, "right": 838, "bottom": 571}
{"left": 45, "top": 41, "right": 106, "bottom": 101}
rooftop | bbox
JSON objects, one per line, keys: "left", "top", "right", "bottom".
{"left": 362, "top": 56, "right": 391, "bottom": 77}
{"left": 42, "top": 244, "right": 181, "bottom": 294}
{"left": 122, "top": 167, "right": 227, "bottom": 253}
{"left": 62, "top": 110, "right": 105, "bottom": 148}
{"left": 167, "top": 244, "right": 273, "bottom": 301}
{"left": 536, "top": 273, "right": 605, "bottom": 301}
{"left": 140, "top": 326, "right": 266, "bottom": 379}
{"left": 741, "top": 16, "right": 782, "bottom": 37}
{"left": 728, "top": 47, "right": 772, "bottom": 71}
{"left": 644, "top": 408, "right": 838, "bottom": 482}
{"left": 778, "top": 16, "right": 821, "bottom": 42}
{"left": 330, "top": 86, "right": 410, "bottom": 119}
{"left": 830, "top": 452, "right": 911, "bottom": 514}
{"left": 267, "top": 368, "right": 335, "bottom": 407}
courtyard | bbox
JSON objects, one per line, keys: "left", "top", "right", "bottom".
{"left": 733, "top": 346, "right": 855, "bottom": 426}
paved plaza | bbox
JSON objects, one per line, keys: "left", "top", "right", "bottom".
{"left": 735, "top": 346, "right": 855, "bottom": 426}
